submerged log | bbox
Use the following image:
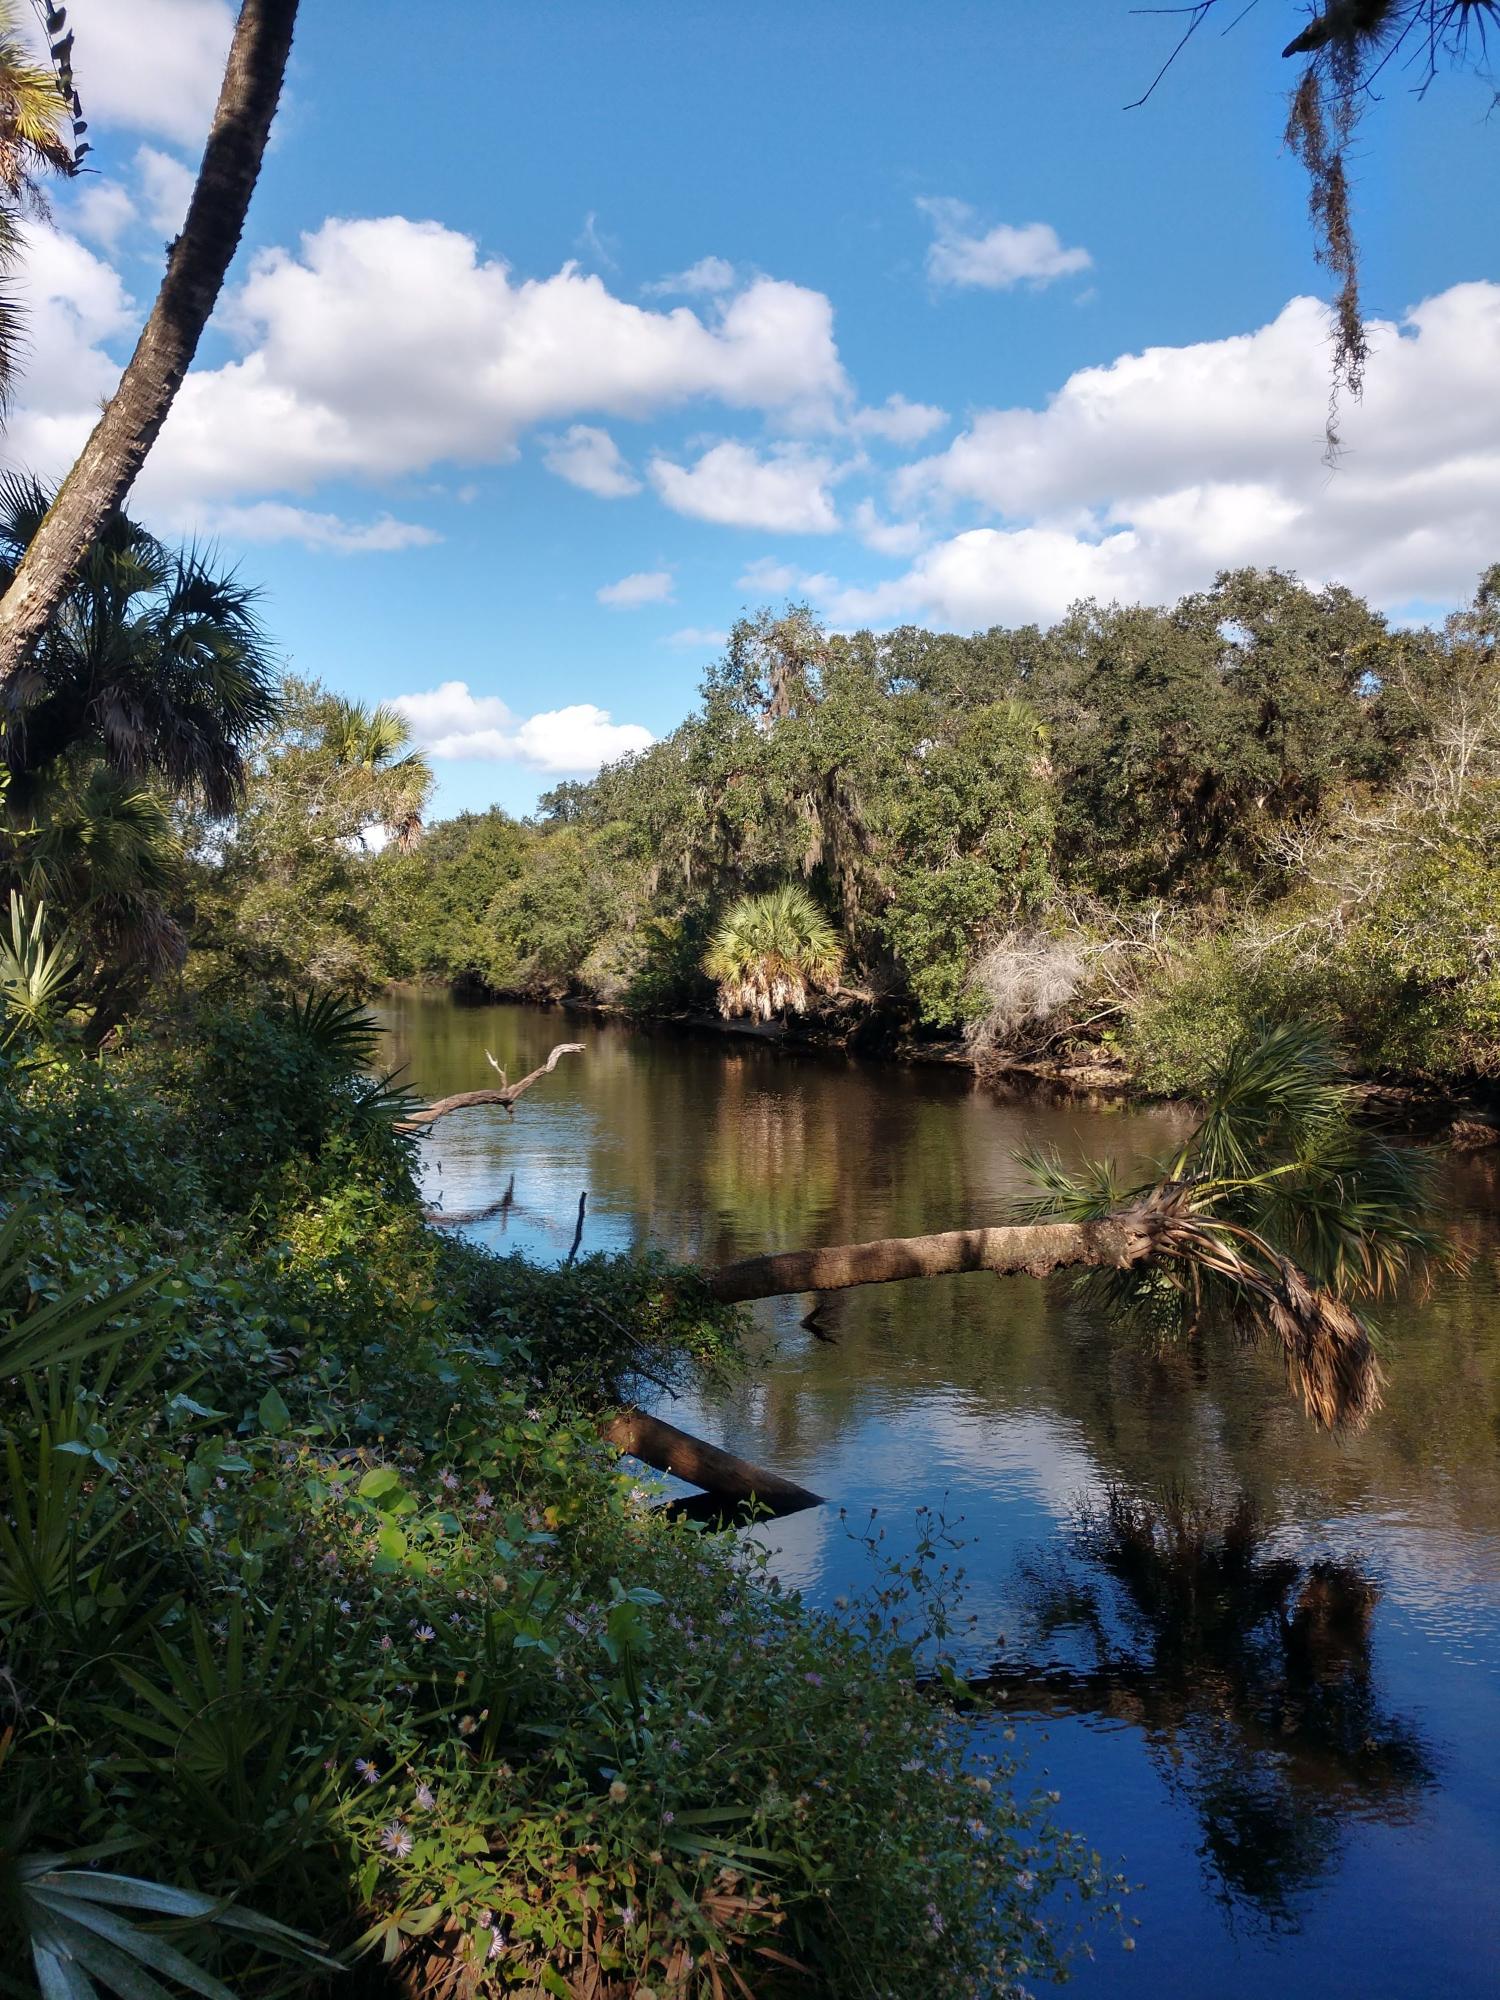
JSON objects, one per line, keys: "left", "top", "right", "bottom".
{"left": 603, "top": 1404, "right": 823, "bottom": 1519}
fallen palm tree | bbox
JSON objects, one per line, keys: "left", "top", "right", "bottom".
{"left": 706, "top": 1023, "right": 1446, "bottom": 1433}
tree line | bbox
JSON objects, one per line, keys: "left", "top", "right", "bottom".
{"left": 329, "top": 569, "right": 1498, "bottom": 1092}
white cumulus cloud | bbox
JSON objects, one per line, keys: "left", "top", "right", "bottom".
{"left": 850, "top": 394, "right": 948, "bottom": 445}
{"left": 0, "top": 226, "right": 135, "bottom": 477}
{"left": 54, "top": 0, "right": 235, "bottom": 150}
{"left": 918, "top": 198, "right": 1091, "bottom": 291}
{"left": 394, "top": 682, "right": 653, "bottom": 773}
{"left": 124, "top": 218, "right": 850, "bottom": 508}
{"left": 650, "top": 441, "right": 843, "bottom": 532}
{"left": 644, "top": 255, "right": 737, "bottom": 296}
{"left": 597, "top": 569, "right": 674, "bottom": 608}
{"left": 884, "top": 284, "right": 1500, "bottom": 621}
{"left": 188, "top": 502, "right": 440, "bottom": 553}
{"left": 135, "top": 146, "right": 197, "bottom": 236}
{"left": 69, "top": 181, "right": 137, "bottom": 249}
{"left": 542, "top": 424, "right": 641, "bottom": 498}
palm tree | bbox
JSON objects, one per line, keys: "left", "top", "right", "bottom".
{"left": 0, "top": 0, "right": 300, "bottom": 683}
{"left": 0, "top": 475, "right": 279, "bottom": 813}
{"left": 709, "top": 1022, "right": 1443, "bottom": 1432}
{"left": 0, "top": 1, "right": 75, "bottom": 400}
{"left": 703, "top": 884, "right": 843, "bottom": 1021}
{"left": 322, "top": 695, "right": 429, "bottom": 849}
{"left": 22, "top": 763, "right": 187, "bottom": 1033}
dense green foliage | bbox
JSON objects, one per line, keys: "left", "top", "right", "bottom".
{"left": 0, "top": 482, "right": 280, "bottom": 1039}
{"left": 253, "top": 567, "right": 1499, "bottom": 1088}
{"left": 0, "top": 995, "right": 1121, "bottom": 1997}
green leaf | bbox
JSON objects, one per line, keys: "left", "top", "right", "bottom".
{"left": 257, "top": 1385, "right": 290, "bottom": 1435}
{"left": 357, "top": 1466, "right": 402, "bottom": 1501}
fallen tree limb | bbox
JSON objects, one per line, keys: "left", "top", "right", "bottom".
{"left": 602, "top": 1404, "right": 823, "bottom": 1517}
{"left": 397, "top": 1043, "right": 584, "bottom": 1131}
{"left": 707, "top": 1210, "right": 1159, "bottom": 1304}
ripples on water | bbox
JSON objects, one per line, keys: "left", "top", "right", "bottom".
{"left": 378, "top": 993, "right": 1500, "bottom": 2000}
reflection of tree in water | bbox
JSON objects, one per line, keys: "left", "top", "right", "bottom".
{"left": 991, "top": 1488, "right": 1434, "bottom": 1929}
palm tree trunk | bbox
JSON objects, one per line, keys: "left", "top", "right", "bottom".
{"left": 707, "top": 1210, "right": 1158, "bottom": 1303}
{"left": 0, "top": 0, "right": 298, "bottom": 683}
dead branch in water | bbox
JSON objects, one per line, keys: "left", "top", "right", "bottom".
{"left": 397, "top": 1042, "right": 584, "bottom": 1131}
{"left": 566, "top": 1191, "right": 588, "bottom": 1265}
{"left": 602, "top": 1404, "right": 823, "bottom": 1519}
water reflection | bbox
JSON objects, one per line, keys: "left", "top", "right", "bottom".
{"left": 995, "top": 1487, "right": 1434, "bottom": 1927}
{"left": 376, "top": 993, "right": 1500, "bottom": 2000}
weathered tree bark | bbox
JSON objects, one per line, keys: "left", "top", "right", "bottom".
{"left": 396, "top": 1043, "right": 584, "bottom": 1131}
{"left": 602, "top": 1404, "right": 823, "bottom": 1517}
{"left": 707, "top": 1210, "right": 1159, "bottom": 1304}
{"left": 0, "top": 0, "right": 299, "bottom": 683}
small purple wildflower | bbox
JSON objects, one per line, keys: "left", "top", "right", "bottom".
{"left": 354, "top": 1758, "right": 379, "bottom": 1784}
{"left": 380, "top": 1821, "right": 412, "bottom": 1857}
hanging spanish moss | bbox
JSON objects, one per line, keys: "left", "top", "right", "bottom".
{"left": 1284, "top": 1, "right": 1499, "bottom": 452}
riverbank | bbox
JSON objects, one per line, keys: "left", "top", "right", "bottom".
{"left": 2, "top": 988, "right": 1128, "bottom": 1996}
{"left": 376, "top": 986, "right": 1500, "bottom": 2000}
{"left": 405, "top": 978, "right": 1500, "bottom": 1145}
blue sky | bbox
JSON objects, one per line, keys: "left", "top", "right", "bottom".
{"left": 15, "top": 0, "right": 1500, "bottom": 814}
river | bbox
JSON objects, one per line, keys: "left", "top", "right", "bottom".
{"left": 377, "top": 990, "right": 1500, "bottom": 2000}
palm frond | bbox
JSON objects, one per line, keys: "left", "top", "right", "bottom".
{"left": 0, "top": 890, "right": 77, "bottom": 1045}
{"left": 5, "top": 1846, "right": 338, "bottom": 2000}
{"left": 282, "top": 990, "right": 381, "bottom": 1065}
{"left": 1176, "top": 1017, "right": 1346, "bottom": 1182}
{"left": 0, "top": 1204, "right": 161, "bottom": 1379}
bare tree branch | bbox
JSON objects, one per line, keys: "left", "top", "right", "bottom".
{"left": 396, "top": 1043, "right": 584, "bottom": 1131}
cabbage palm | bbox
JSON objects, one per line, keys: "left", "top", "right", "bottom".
{"left": 324, "top": 696, "right": 427, "bottom": 849}
{"left": 22, "top": 764, "right": 187, "bottom": 1019}
{"left": 0, "top": 476, "right": 279, "bottom": 815}
{"left": 703, "top": 883, "right": 842, "bottom": 1021}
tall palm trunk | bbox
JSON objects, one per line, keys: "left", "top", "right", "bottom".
{"left": 0, "top": 0, "right": 298, "bottom": 684}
